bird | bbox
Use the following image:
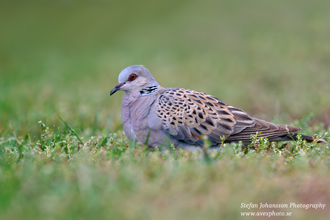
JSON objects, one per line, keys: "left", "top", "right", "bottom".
{"left": 110, "top": 65, "right": 326, "bottom": 149}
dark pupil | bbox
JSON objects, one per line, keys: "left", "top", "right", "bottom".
{"left": 130, "top": 74, "right": 136, "bottom": 80}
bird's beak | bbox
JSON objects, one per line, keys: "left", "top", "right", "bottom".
{"left": 110, "top": 82, "right": 125, "bottom": 96}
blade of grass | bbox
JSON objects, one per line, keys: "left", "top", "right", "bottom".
{"left": 144, "top": 130, "right": 151, "bottom": 146}
{"left": 57, "top": 114, "right": 83, "bottom": 145}
{"left": 92, "top": 110, "right": 98, "bottom": 136}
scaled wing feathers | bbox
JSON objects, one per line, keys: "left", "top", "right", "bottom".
{"left": 156, "top": 88, "right": 256, "bottom": 145}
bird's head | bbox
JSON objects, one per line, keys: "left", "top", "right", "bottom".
{"left": 110, "top": 65, "right": 158, "bottom": 96}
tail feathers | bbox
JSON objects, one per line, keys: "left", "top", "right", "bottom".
{"left": 224, "top": 118, "right": 326, "bottom": 144}
{"left": 291, "top": 133, "right": 326, "bottom": 143}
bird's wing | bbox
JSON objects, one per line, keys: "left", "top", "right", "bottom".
{"left": 156, "top": 88, "right": 256, "bottom": 145}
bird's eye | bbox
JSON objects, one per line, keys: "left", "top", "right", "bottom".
{"left": 128, "top": 73, "right": 138, "bottom": 81}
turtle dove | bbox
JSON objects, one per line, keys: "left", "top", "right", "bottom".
{"left": 110, "top": 65, "right": 325, "bottom": 148}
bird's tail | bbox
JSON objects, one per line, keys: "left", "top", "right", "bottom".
{"left": 291, "top": 133, "right": 326, "bottom": 143}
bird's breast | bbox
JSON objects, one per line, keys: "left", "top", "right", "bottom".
{"left": 121, "top": 93, "right": 158, "bottom": 144}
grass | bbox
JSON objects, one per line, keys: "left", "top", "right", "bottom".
{"left": 1, "top": 0, "right": 330, "bottom": 219}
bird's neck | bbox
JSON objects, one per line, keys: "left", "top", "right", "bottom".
{"left": 140, "top": 85, "right": 160, "bottom": 96}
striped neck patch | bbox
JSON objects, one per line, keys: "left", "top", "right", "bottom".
{"left": 140, "top": 85, "right": 159, "bottom": 96}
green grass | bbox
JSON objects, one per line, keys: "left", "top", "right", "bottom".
{"left": 1, "top": 0, "right": 330, "bottom": 219}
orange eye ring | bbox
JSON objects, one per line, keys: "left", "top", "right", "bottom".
{"left": 128, "top": 73, "right": 138, "bottom": 81}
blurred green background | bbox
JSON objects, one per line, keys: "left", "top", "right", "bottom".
{"left": 1, "top": 1, "right": 330, "bottom": 220}
{"left": 1, "top": 0, "right": 330, "bottom": 137}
